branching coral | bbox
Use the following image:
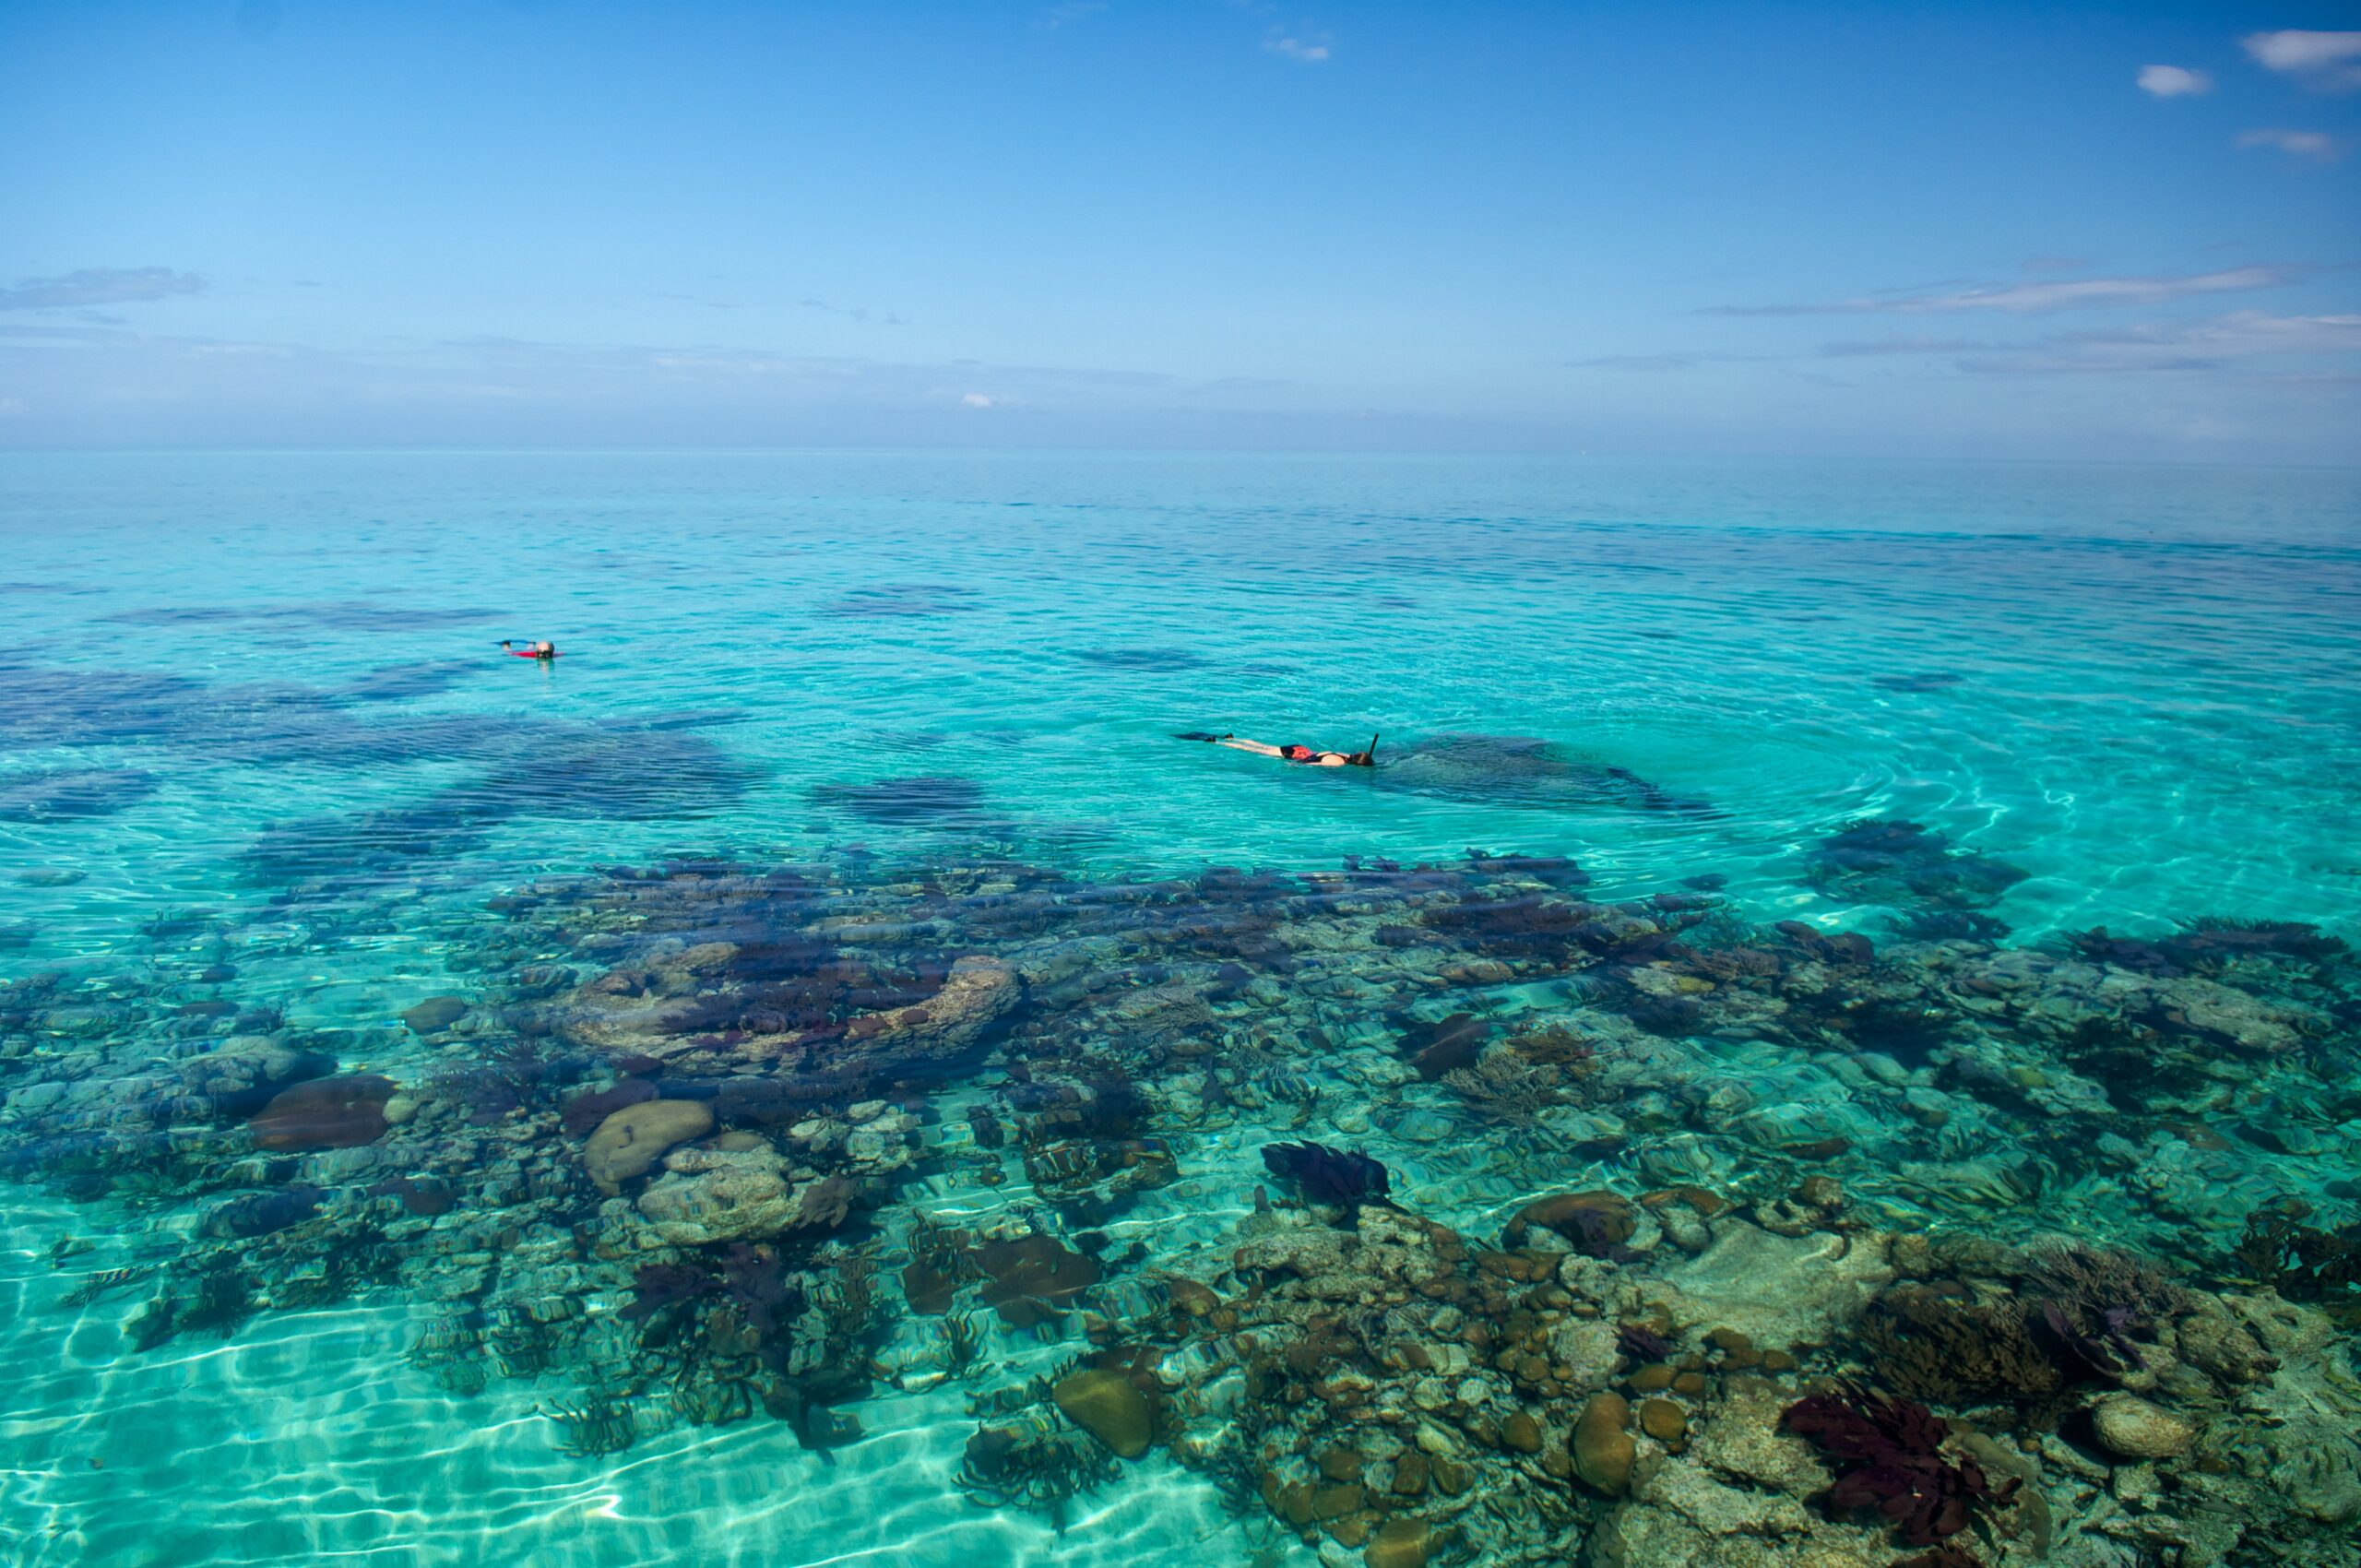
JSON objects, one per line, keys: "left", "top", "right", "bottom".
{"left": 1851, "top": 1285, "right": 2063, "bottom": 1407}
{"left": 1506, "top": 1022, "right": 1598, "bottom": 1068}
{"left": 959, "top": 1420, "right": 1116, "bottom": 1528}
{"left": 2066, "top": 916, "right": 2347, "bottom": 980}
{"left": 1442, "top": 1051, "right": 1567, "bottom": 1127}
{"left": 2232, "top": 1206, "right": 2361, "bottom": 1305}
{"left": 1786, "top": 1384, "right": 2018, "bottom": 1548}
{"left": 2024, "top": 1245, "right": 2186, "bottom": 1378}
{"left": 792, "top": 1175, "right": 858, "bottom": 1230}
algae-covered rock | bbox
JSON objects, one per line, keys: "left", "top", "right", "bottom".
{"left": 1363, "top": 1518, "right": 1434, "bottom": 1568}
{"left": 843, "top": 954, "right": 1018, "bottom": 1063}
{"left": 584, "top": 1098, "right": 714, "bottom": 1194}
{"left": 634, "top": 1146, "right": 797, "bottom": 1243}
{"left": 1504, "top": 1190, "right": 1636, "bottom": 1253}
{"left": 1053, "top": 1367, "right": 1150, "bottom": 1458}
{"left": 2092, "top": 1393, "right": 2194, "bottom": 1459}
{"left": 1639, "top": 1398, "right": 1687, "bottom": 1444}
{"left": 250, "top": 1074, "right": 397, "bottom": 1151}
{"left": 1574, "top": 1391, "right": 1637, "bottom": 1495}
{"left": 1659, "top": 1222, "right": 1891, "bottom": 1347}
{"left": 402, "top": 995, "right": 469, "bottom": 1034}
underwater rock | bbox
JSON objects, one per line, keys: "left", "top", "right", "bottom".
{"left": 1573, "top": 1391, "right": 1637, "bottom": 1496}
{"left": 249, "top": 1074, "right": 397, "bottom": 1151}
{"left": 1636, "top": 1398, "right": 1686, "bottom": 1446}
{"left": 183, "top": 1037, "right": 335, "bottom": 1120}
{"left": 1052, "top": 1367, "right": 1151, "bottom": 1459}
{"left": 1396, "top": 1012, "right": 1490, "bottom": 1080}
{"left": 1502, "top": 1191, "right": 1635, "bottom": 1255}
{"left": 561, "top": 1076, "right": 657, "bottom": 1136}
{"left": 2089, "top": 1393, "right": 2193, "bottom": 1459}
{"left": 975, "top": 1231, "right": 1101, "bottom": 1327}
{"left": 402, "top": 995, "right": 469, "bottom": 1034}
{"left": 367, "top": 1174, "right": 455, "bottom": 1217}
{"left": 840, "top": 953, "right": 1016, "bottom": 1063}
{"left": 583, "top": 1098, "right": 715, "bottom": 1194}
{"left": 203, "top": 1183, "right": 325, "bottom": 1239}
{"left": 1362, "top": 1518, "right": 1434, "bottom": 1568}
{"left": 1661, "top": 1222, "right": 1892, "bottom": 1348}
{"left": 2173, "top": 1297, "right": 2274, "bottom": 1384}
{"left": 634, "top": 1146, "right": 798, "bottom": 1244}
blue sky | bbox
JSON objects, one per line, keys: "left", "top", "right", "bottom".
{"left": 2, "top": 1, "right": 2357, "bottom": 459}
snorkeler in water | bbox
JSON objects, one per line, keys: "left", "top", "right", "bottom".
{"left": 1177, "top": 731, "right": 1378, "bottom": 767}
{"left": 500, "top": 640, "right": 558, "bottom": 660}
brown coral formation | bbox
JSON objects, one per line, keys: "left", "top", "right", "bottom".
{"left": 582, "top": 1098, "right": 714, "bottom": 1194}
{"left": 249, "top": 1074, "right": 397, "bottom": 1151}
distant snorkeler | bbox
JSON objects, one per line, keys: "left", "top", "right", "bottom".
{"left": 1177, "top": 731, "right": 1379, "bottom": 768}
{"left": 499, "top": 640, "right": 558, "bottom": 660}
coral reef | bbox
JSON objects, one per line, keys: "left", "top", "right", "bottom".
{"left": 0, "top": 826, "right": 2354, "bottom": 1565}
{"left": 1786, "top": 1385, "right": 2017, "bottom": 1548}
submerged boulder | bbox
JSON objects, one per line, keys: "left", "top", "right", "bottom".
{"left": 584, "top": 1098, "right": 714, "bottom": 1194}
{"left": 1574, "top": 1391, "right": 1637, "bottom": 1496}
{"left": 401, "top": 995, "right": 469, "bottom": 1034}
{"left": 1052, "top": 1367, "right": 1151, "bottom": 1459}
{"left": 250, "top": 1075, "right": 397, "bottom": 1151}
{"left": 839, "top": 954, "right": 1017, "bottom": 1063}
{"left": 634, "top": 1146, "right": 799, "bottom": 1245}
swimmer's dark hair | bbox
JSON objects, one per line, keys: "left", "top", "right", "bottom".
{"left": 1347, "top": 732, "right": 1380, "bottom": 767}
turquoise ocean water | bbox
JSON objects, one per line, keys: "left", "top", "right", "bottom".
{"left": 0, "top": 451, "right": 2355, "bottom": 1566}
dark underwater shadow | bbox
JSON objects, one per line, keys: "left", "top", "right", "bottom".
{"left": 0, "top": 767, "right": 159, "bottom": 824}
{"left": 238, "top": 724, "right": 763, "bottom": 885}
{"left": 811, "top": 774, "right": 995, "bottom": 828}
{"left": 99, "top": 600, "right": 501, "bottom": 632}
{"left": 1073, "top": 647, "right": 1210, "bottom": 672}
{"left": 1371, "top": 733, "right": 1720, "bottom": 817}
{"left": 817, "top": 584, "right": 980, "bottom": 619}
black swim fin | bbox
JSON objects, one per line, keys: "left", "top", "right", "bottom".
{"left": 1174, "top": 731, "right": 1222, "bottom": 742}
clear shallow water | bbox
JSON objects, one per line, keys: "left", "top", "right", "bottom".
{"left": 0, "top": 451, "right": 2356, "bottom": 1567}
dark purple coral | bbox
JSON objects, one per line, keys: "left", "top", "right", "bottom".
{"left": 1261, "top": 1141, "right": 1394, "bottom": 1208}
{"left": 722, "top": 1242, "right": 794, "bottom": 1337}
{"left": 1617, "top": 1324, "right": 1674, "bottom": 1361}
{"left": 2038, "top": 1300, "right": 2145, "bottom": 1380}
{"left": 619, "top": 1262, "right": 720, "bottom": 1324}
{"left": 1786, "top": 1386, "right": 2017, "bottom": 1548}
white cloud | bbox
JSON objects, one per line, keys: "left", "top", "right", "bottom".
{"left": 2242, "top": 30, "right": 2361, "bottom": 89}
{"left": 960, "top": 392, "right": 997, "bottom": 409}
{"left": 1706, "top": 267, "right": 2296, "bottom": 317}
{"left": 0, "top": 267, "right": 206, "bottom": 311}
{"left": 1955, "top": 311, "right": 2361, "bottom": 374}
{"left": 2236, "top": 127, "right": 2338, "bottom": 160}
{"left": 1265, "top": 34, "right": 1330, "bottom": 62}
{"left": 2137, "top": 64, "right": 2213, "bottom": 98}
